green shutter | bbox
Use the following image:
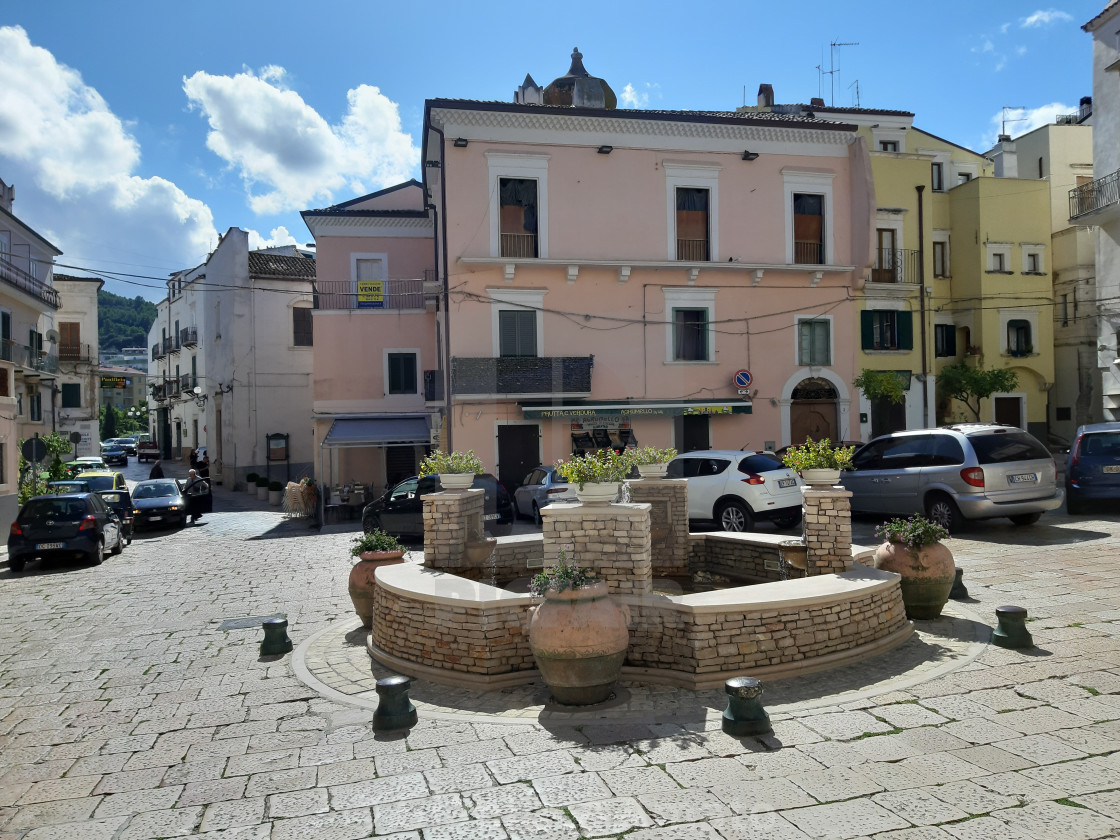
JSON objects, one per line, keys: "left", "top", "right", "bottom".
{"left": 860, "top": 311, "right": 874, "bottom": 350}
{"left": 898, "top": 312, "right": 914, "bottom": 350}
{"left": 798, "top": 322, "right": 810, "bottom": 364}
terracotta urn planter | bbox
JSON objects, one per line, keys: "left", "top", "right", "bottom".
{"left": 872, "top": 540, "right": 955, "bottom": 619}
{"left": 573, "top": 482, "right": 620, "bottom": 505}
{"left": 528, "top": 581, "right": 630, "bottom": 705}
{"left": 348, "top": 550, "right": 408, "bottom": 629}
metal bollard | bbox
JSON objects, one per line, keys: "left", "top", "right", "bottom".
{"left": 949, "top": 567, "right": 969, "bottom": 600}
{"left": 721, "top": 677, "right": 772, "bottom": 736}
{"left": 992, "top": 605, "right": 1033, "bottom": 649}
{"left": 372, "top": 675, "right": 417, "bottom": 731}
{"left": 260, "top": 618, "right": 293, "bottom": 656}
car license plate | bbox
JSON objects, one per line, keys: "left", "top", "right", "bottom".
{"left": 482, "top": 513, "right": 500, "bottom": 521}
{"left": 149, "top": 515, "right": 162, "bottom": 521}
{"left": 1104, "top": 465, "right": 1120, "bottom": 474}
{"left": 1009, "top": 473, "right": 1038, "bottom": 483}
{"left": 778, "top": 478, "right": 796, "bottom": 488}
{"left": 36, "top": 542, "right": 64, "bottom": 550}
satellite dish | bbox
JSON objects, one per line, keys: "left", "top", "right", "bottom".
{"left": 46, "top": 329, "right": 59, "bottom": 343}
{"left": 193, "top": 386, "right": 203, "bottom": 396}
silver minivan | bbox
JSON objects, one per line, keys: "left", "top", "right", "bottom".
{"left": 841, "top": 424, "right": 1063, "bottom": 532}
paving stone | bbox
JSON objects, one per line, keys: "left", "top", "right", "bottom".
{"left": 192, "top": 822, "right": 272, "bottom": 840}
{"left": 792, "top": 766, "right": 885, "bottom": 803}
{"left": 942, "top": 717, "right": 1024, "bottom": 745}
{"left": 990, "top": 706, "right": 1093, "bottom": 736}
{"left": 500, "top": 807, "right": 580, "bottom": 840}
{"left": 783, "top": 799, "right": 911, "bottom": 840}
{"left": 422, "top": 818, "right": 509, "bottom": 839}
{"left": 871, "top": 788, "right": 968, "bottom": 825}
{"left": 328, "top": 771, "right": 427, "bottom": 809}
{"left": 570, "top": 744, "right": 644, "bottom": 771}
{"left": 802, "top": 710, "right": 894, "bottom": 741}
{"left": 439, "top": 739, "right": 514, "bottom": 766}
{"left": 373, "top": 792, "right": 469, "bottom": 833}
{"left": 893, "top": 752, "right": 988, "bottom": 785}
{"left": 738, "top": 748, "right": 828, "bottom": 779}
{"left": 1072, "top": 788, "right": 1120, "bottom": 820}
{"left": 375, "top": 746, "right": 443, "bottom": 776}
{"left": 297, "top": 742, "right": 352, "bottom": 766}
{"left": 874, "top": 703, "right": 950, "bottom": 728}
{"left": 1018, "top": 757, "right": 1120, "bottom": 794}
{"left": 711, "top": 777, "right": 817, "bottom": 813}
{"left": 270, "top": 806, "right": 372, "bottom": 840}
{"left": 626, "top": 825, "right": 723, "bottom": 840}
{"left": 0, "top": 759, "right": 75, "bottom": 786}
{"left": 486, "top": 750, "right": 580, "bottom": 784}
{"left": 767, "top": 719, "right": 827, "bottom": 746}
{"left": 939, "top": 816, "right": 1037, "bottom": 840}
{"left": 926, "top": 779, "right": 1018, "bottom": 815}
{"left": 159, "top": 757, "right": 228, "bottom": 785}
{"left": 973, "top": 769, "right": 1065, "bottom": 802}
{"left": 664, "top": 757, "right": 752, "bottom": 788}
{"left": 92, "top": 767, "right": 167, "bottom": 794}
{"left": 200, "top": 797, "right": 266, "bottom": 832}
{"left": 946, "top": 744, "right": 1036, "bottom": 773}
{"left": 2, "top": 797, "right": 102, "bottom": 829}
{"left": 21, "top": 816, "right": 128, "bottom": 840}
{"left": 267, "top": 786, "right": 329, "bottom": 818}
{"left": 224, "top": 748, "right": 299, "bottom": 776}
{"left": 465, "top": 782, "right": 542, "bottom": 818}
{"left": 869, "top": 827, "right": 954, "bottom": 840}
{"left": 404, "top": 722, "right": 478, "bottom": 751}
{"left": 856, "top": 761, "right": 933, "bottom": 792}
{"left": 637, "top": 787, "right": 733, "bottom": 824}
{"left": 531, "top": 772, "right": 611, "bottom": 806}
{"left": 118, "top": 805, "right": 203, "bottom": 839}
{"left": 1049, "top": 724, "right": 1120, "bottom": 755}
{"left": 709, "top": 811, "right": 813, "bottom": 839}
{"left": 599, "top": 765, "right": 680, "bottom": 796}
{"left": 993, "top": 733, "right": 1090, "bottom": 765}
{"left": 315, "top": 758, "right": 377, "bottom": 787}
{"left": 634, "top": 736, "right": 715, "bottom": 765}
{"left": 243, "top": 765, "right": 316, "bottom": 797}
{"left": 994, "top": 799, "right": 1120, "bottom": 839}
{"left": 177, "top": 776, "right": 248, "bottom": 807}
{"left": 566, "top": 795, "right": 654, "bottom": 836}
{"left": 91, "top": 785, "right": 183, "bottom": 817}
{"left": 18, "top": 775, "right": 100, "bottom": 804}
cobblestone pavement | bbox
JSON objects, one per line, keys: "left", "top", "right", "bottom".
{"left": 1, "top": 487, "right": 1119, "bottom": 839}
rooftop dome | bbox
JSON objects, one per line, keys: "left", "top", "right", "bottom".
{"left": 543, "top": 47, "right": 616, "bottom": 109}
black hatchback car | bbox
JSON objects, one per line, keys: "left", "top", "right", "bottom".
{"left": 362, "top": 473, "right": 514, "bottom": 538}
{"left": 8, "top": 493, "right": 124, "bottom": 572}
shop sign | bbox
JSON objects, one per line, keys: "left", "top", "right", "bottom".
{"left": 524, "top": 403, "right": 748, "bottom": 419}
{"left": 100, "top": 376, "right": 130, "bottom": 389}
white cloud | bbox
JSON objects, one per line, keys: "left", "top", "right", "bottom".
{"left": 1021, "top": 9, "right": 1074, "bottom": 27}
{"left": 0, "top": 25, "right": 216, "bottom": 286}
{"left": 619, "top": 82, "right": 660, "bottom": 109}
{"left": 183, "top": 67, "right": 419, "bottom": 214}
{"left": 1017, "top": 45, "right": 1028, "bottom": 55}
{"left": 247, "top": 225, "right": 300, "bottom": 250}
{"left": 983, "top": 102, "right": 1074, "bottom": 148}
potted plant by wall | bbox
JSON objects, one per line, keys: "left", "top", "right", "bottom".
{"left": 780, "top": 438, "right": 856, "bottom": 486}
{"left": 348, "top": 528, "right": 408, "bottom": 629}
{"left": 527, "top": 547, "right": 629, "bottom": 705}
{"left": 255, "top": 475, "right": 270, "bottom": 501}
{"left": 267, "top": 480, "right": 283, "bottom": 506}
{"left": 871, "top": 514, "right": 953, "bottom": 620}
{"left": 556, "top": 449, "right": 633, "bottom": 504}
{"left": 419, "top": 449, "right": 483, "bottom": 491}
{"left": 246, "top": 472, "right": 258, "bottom": 493}
{"left": 629, "top": 446, "right": 678, "bottom": 479}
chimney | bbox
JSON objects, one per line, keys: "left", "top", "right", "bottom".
{"left": 992, "top": 136, "right": 1018, "bottom": 179}
{"left": 757, "top": 84, "right": 774, "bottom": 108}
{"left": 810, "top": 97, "right": 825, "bottom": 108}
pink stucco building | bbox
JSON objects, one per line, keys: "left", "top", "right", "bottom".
{"left": 305, "top": 50, "right": 874, "bottom": 493}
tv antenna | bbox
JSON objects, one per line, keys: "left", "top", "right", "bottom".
{"left": 1002, "top": 105, "right": 1027, "bottom": 136}
{"left": 827, "top": 40, "right": 858, "bottom": 106}
{"left": 849, "top": 79, "right": 861, "bottom": 108}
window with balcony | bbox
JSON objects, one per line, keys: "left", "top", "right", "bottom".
{"left": 28, "top": 329, "right": 42, "bottom": 360}
{"left": 499, "top": 178, "right": 538, "bottom": 258}
{"left": 61, "top": 383, "right": 81, "bottom": 408}
{"left": 861, "top": 310, "right": 913, "bottom": 351}
{"left": 798, "top": 318, "right": 831, "bottom": 366}
{"left": 28, "top": 390, "right": 41, "bottom": 422}
{"left": 934, "top": 324, "right": 957, "bottom": 357}
{"left": 931, "top": 162, "right": 944, "bottom": 191}
{"left": 1008, "top": 320, "right": 1032, "bottom": 356}
{"left": 293, "top": 306, "right": 313, "bottom": 346}
{"left": 873, "top": 228, "right": 898, "bottom": 283}
{"left": 793, "top": 193, "right": 825, "bottom": 264}
{"left": 0, "top": 310, "right": 10, "bottom": 362}
{"left": 933, "top": 240, "right": 948, "bottom": 278}
{"left": 386, "top": 352, "right": 418, "bottom": 395}
{"left": 499, "top": 310, "right": 537, "bottom": 357}
{"left": 60, "top": 322, "right": 80, "bottom": 360}
{"left": 675, "top": 188, "right": 710, "bottom": 261}
{"left": 673, "top": 309, "right": 709, "bottom": 361}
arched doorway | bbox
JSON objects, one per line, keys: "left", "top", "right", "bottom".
{"left": 790, "top": 378, "right": 839, "bottom": 443}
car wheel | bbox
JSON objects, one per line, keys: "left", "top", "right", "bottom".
{"left": 1066, "top": 486, "right": 1085, "bottom": 515}
{"left": 772, "top": 510, "right": 802, "bottom": 530}
{"left": 1009, "top": 512, "right": 1042, "bottom": 526}
{"left": 925, "top": 493, "right": 964, "bottom": 534}
{"left": 88, "top": 539, "right": 104, "bottom": 566}
{"left": 9, "top": 557, "right": 25, "bottom": 573}
{"left": 362, "top": 512, "right": 382, "bottom": 534}
{"left": 717, "top": 499, "right": 754, "bottom": 532}
{"left": 532, "top": 503, "right": 542, "bottom": 528}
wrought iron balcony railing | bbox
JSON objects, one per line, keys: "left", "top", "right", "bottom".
{"left": 500, "top": 232, "right": 537, "bottom": 258}
{"left": 153, "top": 343, "right": 163, "bottom": 360}
{"left": 870, "top": 248, "right": 921, "bottom": 285}
{"left": 15, "top": 345, "right": 58, "bottom": 373}
{"left": 0, "top": 255, "right": 61, "bottom": 309}
{"left": 59, "top": 342, "right": 96, "bottom": 363}
{"left": 794, "top": 240, "right": 825, "bottom": 265}
{"left": 180, "top": 327, "right": 198, "bottom": 346}
{"left": 1070, "top": 169, "right": 1120, "bottom": 220}
{"left": 675, "top": 238, "right": 709, "bottom": 261}
{"left": 452, "top": 356, "right": 593, "bottom": 396}
{"left": 314, "top": 277, "right": 429, "bottom": 311}
{"left": 179, "top": 374, "right": 194, "bottom": 394}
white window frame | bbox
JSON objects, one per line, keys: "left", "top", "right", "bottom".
{"left": 999, "top": 308, "right": 1039, "bottom": 355}
{"left": 663, "top": 287, "right": 717, "bottom": 364}
{"left": 952, "top": 162, "right": 978, "bottom": 185}
{"left": 351, "top": 252, "right": 387, "bottom": 296}
{"left": 931, "top": 231, "right": 950, "bottom": 278}
{"left": 1020, "top": 243, "right": 1046, "bottom": 274}
{"left": 986, "top": 243, "right": 1012, "bottom": 272}
{"left": 795, "top": 314, "right": 833, "bottom": 367}
{"left": 783, "top": 169, "right": 836, "bottom": 265}
{"left": 488, "top": 288, "right": 545, "bottom": 358}
{"left": 872, "top": 127, "right": 905, "bottom": 153}
{"left": 383, "top": 348, "right": 421, "bottom": 397}
{"left": 487, "top": 153, "right": 550, "bottom": 259}
{"left": 664, "top": 163, "right": 721, "bottom": 261}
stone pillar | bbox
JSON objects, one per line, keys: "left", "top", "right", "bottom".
{"left": 542, "top": 502, "right": 652, "bottom": 596}
{"left": 801, "top": 486, "right": 852, "bottom": 576}
{"left": 627, "top": 479, "right": 689, "bottom": 577}
{"left": 422, "top": 489, "right": 485, "bottom": 570}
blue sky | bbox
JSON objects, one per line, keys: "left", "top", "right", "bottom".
{"left": 0, "top": 1, "right": 1106, "bottom": 299}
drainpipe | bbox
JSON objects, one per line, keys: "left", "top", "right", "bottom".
{"left": 427, "top": 120, "right": 453, "bottom": 451}
{"left": 916, "top": 185, "right": 929, "bottom": 425}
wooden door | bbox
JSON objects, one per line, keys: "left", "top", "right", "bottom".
{"left": 994, "top": 396, "right": 1022, "bottom": 428}
{"left": 790, "top": 402, "right": 837, "bottom": 445}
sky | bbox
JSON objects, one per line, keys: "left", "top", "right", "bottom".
{"left": 0, "top": 1, "right": 1108, "bottom": 300}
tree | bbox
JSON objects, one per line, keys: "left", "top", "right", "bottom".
{"left": 101, "top": 404, "right": 119, "bottom": 440}
{"left": 853, "top": 369, "right": 907, "bottom": 404}
{"left": 937, "top": 362, "right": 1019, "bottom": 421}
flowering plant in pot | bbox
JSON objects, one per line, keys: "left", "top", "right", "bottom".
{"left": 350, "top": 527, "right": 405, "bottom": 559}
{"left": 347, "top": 528, "right": 407, "bottom": 629}
{"left": 419, "top": 449, "right": 483, "bottom": 491}
{"left": 871, "top": 514, "right": 954, "bottom": 620}
{"left": 556, "top": 449, "right": 632, "bottom": 503}
{"left": 780, "top": 437, "right": 856, "bottom": 486}
{"left": 527, "top": 547, "right": 629, "bottom": 705}
{"left": 629, "top": 446, "right": 678, "bottom": 478}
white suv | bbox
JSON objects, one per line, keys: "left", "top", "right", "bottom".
{"left": 665, "top": 450, "right": 803, "bottom": 531}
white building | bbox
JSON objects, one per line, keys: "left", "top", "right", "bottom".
{"left": 53, "top": 275, "right": 103, "bottom": 456}
{"left": 1076, "top": 2, "right": 1120, "bottom": 422}
{"left": 147, "top": 228, "right": 316, "bottom": 487}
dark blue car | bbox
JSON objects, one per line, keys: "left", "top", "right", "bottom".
{"left": 8, "top": 493, "right": 124, "bottom": 572}
{"left": 1065, "top": 422, "right": 1120, "bottom": 514}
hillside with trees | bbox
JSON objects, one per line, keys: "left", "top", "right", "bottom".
{"left": 98, "top": 290, "right": 158, "bottom": 352}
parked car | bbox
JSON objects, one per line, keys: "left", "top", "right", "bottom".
{"left": 75, "top": 471, "right": 128, "bottom": 493}
{"left": 47, "top": 480, "right": 92, "bottom": 494}
{"left": 7, "top": 492, "right": 124, "bottom": 572}
{"left": 136, "top": 441, "right": 160, "bottom": 463}
{"left": 131, "top": 479, "right": 189, "bottom": 529}
{"left": 840, "top": 424, "right": 1063, "bottom": 532}
{"left": 118, "top": 437, "right": 139, "bottom": 456}
{"left": 98, "top": 488, "right": 134, "bottom": 544}
{"left": 513, "top": 466, "right": 577, "bottom": 525}
{"left": 665, "top": 450, "right": 804, "bottom": 531}
{"left": 65, "top": 456, "right": 107, "bottom": 476}
{"left": 362, "top": 473, "right": 514, "bottom": 538}
{"left": 1065, "top": 422, "right": 1120, "bottom": 514}
{"left": 102, "top": 444, "right": 128, "bottom": 467}
{"left": 101, "top": 437, "right": 137, "bottom": 456}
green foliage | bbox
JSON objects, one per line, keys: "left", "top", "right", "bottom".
{"left": 255, "top": 476, "right": 269, "bottom": 487}
{"left": 100, "top": 404, "right": 119, "bottom": 440}
{"left": 781, "top": 438, "right": 856, "bottom": 472}
{"left": 268, "top": 481, "right": 283, "bottom": 491}
{"left": 246, "top": 472, "right": 259, "bottom": 484}
{"left": 937, "top": 363, "right": 1020, "bottom": 421}
{"left": 629, "top": 446, "right": 678, "bottom": 466}
{"left": 98, "top": 290, "right": 159, "bottom": 353}
{"left": 351, "top": 528, "right": 404, "bottom": 557}
{"left": 875, "top": 514, "right": 949, "bottom": 550}
{"left": 853, "top": 369, "right": 906, "bottom": 404}
{"left": 556, "top": 449, "right": 632, "bottom": 488}
{"left": 17, "top": 432, "right": 74, "bottom": 504}
{"left": 419, "top": 449, "right": 483, "bottom": 476}
{"left": 529, "top": 546, "right": 598, "bottom": 596}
